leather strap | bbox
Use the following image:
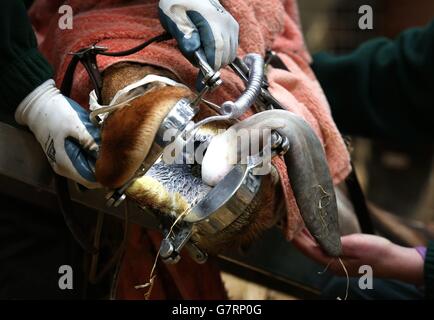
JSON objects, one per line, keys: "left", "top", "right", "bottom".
{"left": 61, "top": 32, "right": 172, "bottom": 104}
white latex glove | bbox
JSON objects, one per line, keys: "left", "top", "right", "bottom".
{"left": 15, "top": 80, "right": 101, "bottom": 189}
{"left": 159, "top": 0, "right": 239, "bottom": 81}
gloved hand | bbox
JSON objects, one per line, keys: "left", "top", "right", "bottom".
{"left": 15, "top": 79, "right": 101, "bottom": 189}
{"left": 159, "top": 0, "right": 239, "bottom": 85}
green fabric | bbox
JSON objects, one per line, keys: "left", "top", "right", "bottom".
{"left": 312, "top": 21, "right": 434, "bottom": 143}
{"left": 0, "top": 0, "right": 53, "bottom": 116}
{"left": 425, "top": 241, "right": 434, "bottom": 299}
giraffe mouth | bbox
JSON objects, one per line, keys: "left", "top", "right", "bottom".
{"left": 94, "top": 77, "right": 342, "bottom": 257}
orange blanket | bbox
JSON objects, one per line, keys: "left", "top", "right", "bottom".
{"left": 29, "top": 0, "right": 351, "bottom": 299}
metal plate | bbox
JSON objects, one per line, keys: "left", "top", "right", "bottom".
{"left": 184, "top": 164, "right": 262, "bottom": 234}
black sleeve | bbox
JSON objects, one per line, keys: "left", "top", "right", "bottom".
{"left": 0, "top": 0, "right": 53, "bottom": 116}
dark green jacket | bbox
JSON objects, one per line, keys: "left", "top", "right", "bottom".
{"left": 312, "top": 21, "right": 434, "bottom": 143}
{"left": 312, "top": 21, "right": 434, "bottom": 299}
{"left": 0, "top": 0, "right": 52, "bottom": 118}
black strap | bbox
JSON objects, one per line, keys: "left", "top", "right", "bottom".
{"left": 344, "top": 163, "right": 374, "bottom": 234}
{"left": 54, "top": 175, "right": 98, "bottom": 254}
{"left": 101, "top": 32, "right": 173, "bottom": 57}
{"left": 60, "top": 32, "right": 172, "bottom": 104}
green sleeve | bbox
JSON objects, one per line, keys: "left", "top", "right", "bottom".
{"left": 0, "top": 0, "right": 53, "bottom": 116}
{"left": 425, "top": 241, "right": 434, "bottom": 299}
{"left": 312, "top": 21, "right": 434, "bottom": 143}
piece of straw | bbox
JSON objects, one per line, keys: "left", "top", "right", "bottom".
{"left": 337, "top": 258, "right": 349, "bottom": 300}
{"left": 318, "top": 257, "right": 349, "bottom": 300}
{"left": 135, "top": 207, "right": 191, "bottom": 299}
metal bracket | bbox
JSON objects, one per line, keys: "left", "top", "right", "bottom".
{"left": 61, "top": 45, "right": 108, "bottom": 103}
{"left": 159, "top": 222, "right": 208, "bottom": 264}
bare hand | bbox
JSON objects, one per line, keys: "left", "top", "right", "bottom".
{"left": 293, "top": 230, "right": 424, "bottom": 285}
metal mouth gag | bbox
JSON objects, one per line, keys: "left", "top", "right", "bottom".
{"left": 100, "top": 50, "right": 289, "bottom": 264}
{"left": 99, "top": 47, "right": 274, "bottom": 208}
{"left": 60, "top": 33, "right": 293, "bottom": 265}
{"left": 140, "top": 53, "right": 291, "bottom": 264}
